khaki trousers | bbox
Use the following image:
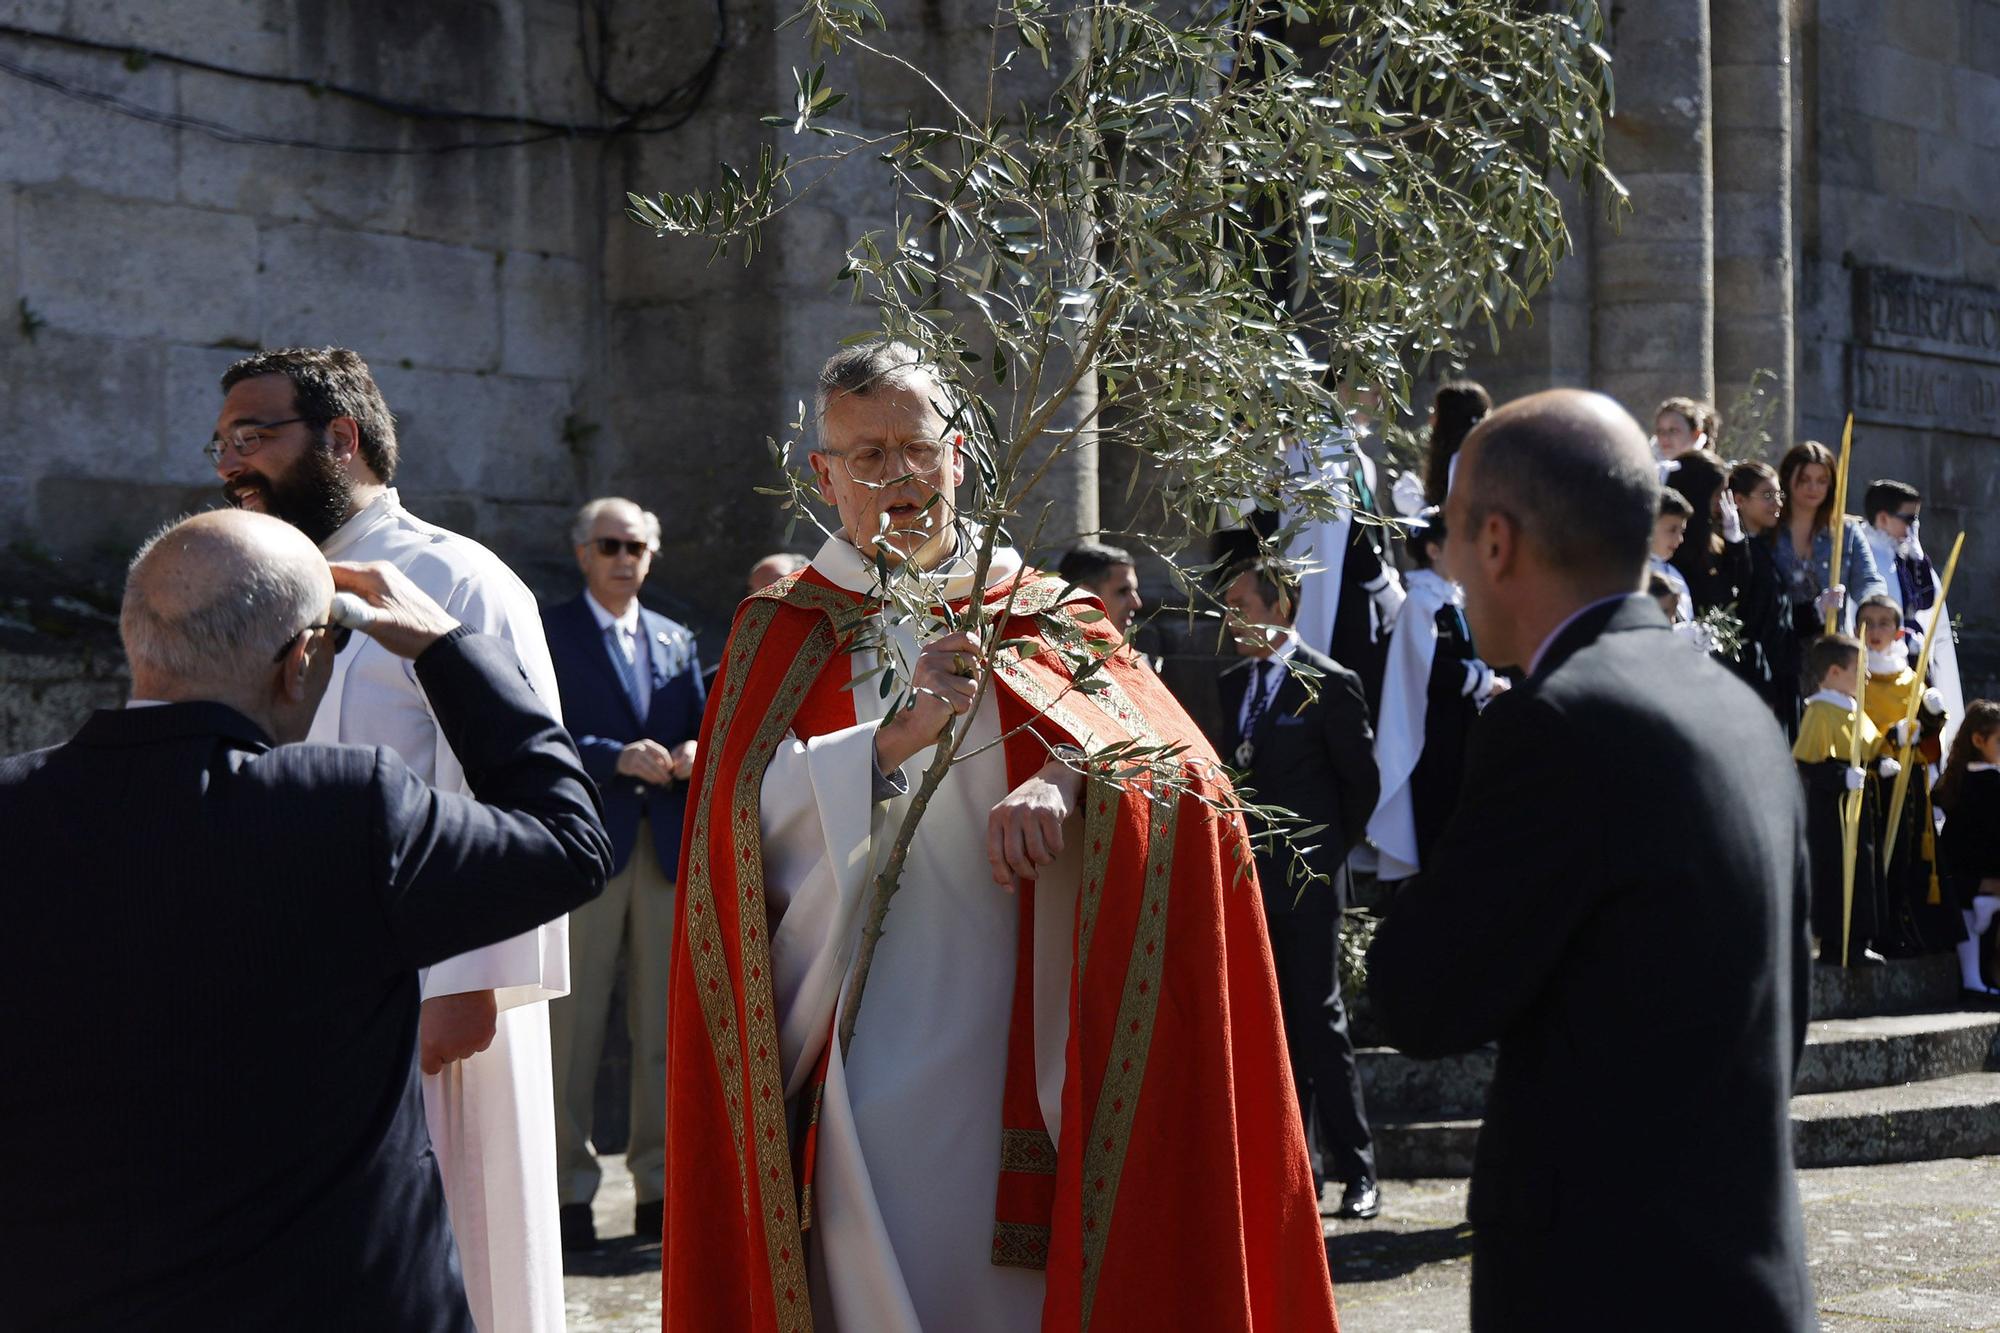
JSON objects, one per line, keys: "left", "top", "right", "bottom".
{"left": 550, "top": 820, "right": 674, "bottom": 1206}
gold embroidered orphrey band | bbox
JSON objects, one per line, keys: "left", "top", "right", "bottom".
{"left": 681, "top": 595, "right": 836, "bottom": 1332}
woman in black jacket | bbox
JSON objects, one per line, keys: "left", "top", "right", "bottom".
{"left": 1717, "top": 460, "right": 1800, "bottom": 737}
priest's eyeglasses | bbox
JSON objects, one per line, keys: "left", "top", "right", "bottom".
{"left": 822, "top": 439, "right": 951, "bottom": 486}
{"left": 273, "top": 620, "right": 353, "bottom": 662}
{"left": 206, "top": 417, "right": 308, "bottom": 465}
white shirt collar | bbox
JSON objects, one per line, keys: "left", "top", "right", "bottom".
{"left": 1257, "top": 628, "right": 1301, "bottom": 668}
{"left": 124, "top": 698, "right": 170, "bottom": 708}
{"left": 583, "top": 590, "right": 642, "bottom": 637}
{"left": 1807, "top": 687, "right": 1859, "bottom": 712}
{"left": 1970, "top": 762, "right": 1998, "bottom": 774}
{"left": 810, "top": 528, "right": 1023, "bottom": 603}
{"left": 1528, "top": 593, "right": 1633, "bottom": 676}
{"left": 320, "top": 488, "right": 402, "bottom": 559}
{"left": 1866, "top": 643, "right": 1910, "bottom": 677}
{"left": 1232, "top": 629, "right": 1300, "bottom": 680}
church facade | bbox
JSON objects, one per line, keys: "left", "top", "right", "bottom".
{"left": 0, "top": 0, "right": 1993, "bottom": 687}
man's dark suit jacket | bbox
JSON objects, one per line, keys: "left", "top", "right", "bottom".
{"left": 543, "top": 595, "right": 705, "bottom": 877}
{"left": 1368, "top": 596, "right": 1814, "bottom": 1331}
{"left": 0, "top": 633, "right": 612, "bottom": 1332}
{"left": 1218, "top": 642, "right": 1378, "bottom": 910}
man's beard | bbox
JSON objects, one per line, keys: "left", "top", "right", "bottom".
{"left": 223, "top": 441, "right": 354, "bottom": 545}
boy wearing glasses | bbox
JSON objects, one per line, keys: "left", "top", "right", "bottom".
{"left": 1860, "top": 477, "right": 1965, "bottom": 758}
{"left": 541, "top": 498, "right": 704, "bottom": 1251}
{"left": 1861, "top": 479, "right": 1930, "bottom": 626}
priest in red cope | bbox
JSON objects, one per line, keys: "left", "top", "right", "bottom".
{"left": 661, "top": 340, "right": 1338, "bottom": 1332}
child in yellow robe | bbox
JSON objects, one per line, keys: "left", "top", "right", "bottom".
{"left": 1858, "top": 595, "right": 1950, "bottom": 953}
{"left": 1795, "top": 634, "right": 1915, "bottom": 966}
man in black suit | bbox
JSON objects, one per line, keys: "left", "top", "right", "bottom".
{"left": 0, "top": 510, "right": 611, "bottom": 1331}
{"left": 1367, "top": 390, "right": 1814, "bottom": 1330}
{"left": 1215, "top": 559, "right": 1382, "bottom": 1219}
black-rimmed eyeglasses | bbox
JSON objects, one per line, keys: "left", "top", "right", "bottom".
{"left": 592, "top": 538, "right": 655, "bottom": 558}
{"left": 272, "top": 621, "right": 353, "bottom": 662}
{"left": 206, "top": 417, "right": 309, "bottom": 466}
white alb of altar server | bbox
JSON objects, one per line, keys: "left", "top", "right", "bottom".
{"left": 1280, "top": 431, "right": 1405, "bottom": 663}
{"left": 311, "top": 489, "right": 569, "bottom": 1333}
{"left": 761, "top": 533, "right": 1078, "bottom": 1333}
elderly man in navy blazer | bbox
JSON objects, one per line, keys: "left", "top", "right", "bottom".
{"left": 543, "top": 496, "right": 706, "bottom": 1249}
{"left": 0, "top": 511, "right": 609, "bottom": 1330}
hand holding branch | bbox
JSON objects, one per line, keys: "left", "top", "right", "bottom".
{"left": 875, "top": 629, "right": 984, "bottom": 774}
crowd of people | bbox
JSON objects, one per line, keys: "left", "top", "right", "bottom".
{"left": 1606, "top": 396, "right": 1984, "bottom": 991}
{"left": 3, "top": 338, "right": 1985, "bottom": 1331}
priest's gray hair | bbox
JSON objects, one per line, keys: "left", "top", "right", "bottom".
{"left": 120, "top": 516, "right": 326, "bottom": 685}
{"left": 813, "top": 339, "right": 962, "bottom": 442}
{"left": 570, "top": 497, "right": 662, "bottom": 550}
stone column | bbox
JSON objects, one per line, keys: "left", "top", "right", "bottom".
{"left": 1711, "top": 0, "right": 1796, "bottom": 449}
{"left": 1014, "top": 17, "right": 1101, "bottom": 558}
{"left": 1591, "top": 0, "right": 1716, "bottom": 421}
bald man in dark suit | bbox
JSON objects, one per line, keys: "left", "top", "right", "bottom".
{"left": 1368, "top": 391, "right": 1814, "bottom": 1331}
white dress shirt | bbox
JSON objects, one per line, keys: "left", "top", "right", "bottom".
{"left": 1236, "top": 629, "right": 1300, "bottom": 740}
{"left": 584, "top": 590, "right": 651, "bottom": 719}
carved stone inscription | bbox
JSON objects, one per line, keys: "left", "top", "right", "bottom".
{"left": 1857, "top": 269, "right": 2000, "bottom": 368}
{"left": 1851, "top": 347, "right": 2000, "bottom": 437}
{"left": 1851, "top": 269, "right": 2000, "bottom": 437}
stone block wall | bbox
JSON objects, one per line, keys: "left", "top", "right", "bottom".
{"left": 1797, "top": 0, "right": 2000, "bottom": 674}
{"left": 4, "top": 0, "right": 1995, "bottom": 694}
{"left": 1460, "top": 0, "right": 1997, "bottom": 681}
{"left": 0, "top": 642, "right": 125, "bottom": 753}
{"left": 0, "top": 0, "right": 604, "bottom": 604}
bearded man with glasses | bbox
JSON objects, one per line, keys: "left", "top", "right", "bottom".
{"left": 210, "top": 346, "right": 572, "bottom": 1333}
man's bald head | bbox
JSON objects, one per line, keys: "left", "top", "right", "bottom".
{"left": 122, "top": 510, "right": 332, "bottom": 691}
{"left": 1454, "top": 389, "right": 1657, "bottom": 582}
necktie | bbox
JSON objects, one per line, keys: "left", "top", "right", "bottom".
{"left": 1236, "top": 660, "right": 1277, "bottom": 767}
{"left": 606, "top": 623, "right": 646, "bottom": 719}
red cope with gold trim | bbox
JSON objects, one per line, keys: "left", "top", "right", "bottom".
{"left": 661, "top": 564, "right": 1339, "bottom": 1333}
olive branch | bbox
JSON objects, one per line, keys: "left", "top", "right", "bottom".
{"left": 634, "top": 0, "right": 1619, "bottom": 1048}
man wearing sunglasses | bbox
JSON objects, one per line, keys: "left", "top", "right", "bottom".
{"left": 541, "top": 497, "right": 704, "bottom": 1250}
{"left": 0, "top": 509, "right": 610, "bottom": 1330}
{"left": 211, "top": 346, "right": 573, "bottom": 1333}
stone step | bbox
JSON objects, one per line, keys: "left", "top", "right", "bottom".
{"left": 1361, "top": 1009, "right": 2000, "bottom": 1117}
{"left": 1810, "top": 953, "right": 1961, "bottom": 1019}
{"left": 1357, "top": 1046, "right": 1493, "bottom": 1118}
{"left": 1373, "top": 1114, "right": 1481, "bottom": 1179}
{"left": 1792, "top": 1071, "right": 2000, "bottom": 1167}
{"left": 1798, "top": 1011, "right": 2000, "bottom": 1094}
{"left": 1375, "top": 1066, "right": 2000, "bottom": 1178}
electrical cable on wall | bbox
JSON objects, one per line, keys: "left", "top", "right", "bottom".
{"left": 0, "top": 1, "right": 725, "bottom": 154}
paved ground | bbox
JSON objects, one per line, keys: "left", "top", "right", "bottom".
{"left": 568, "top": 1155, "right": 2000, "bottom": 1331}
